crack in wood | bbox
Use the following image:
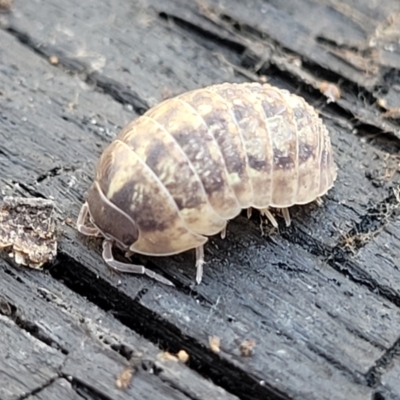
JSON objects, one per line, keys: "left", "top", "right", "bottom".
{"left": 278, "top": 187, "right": 400, "bottom": 306}
{"left": 36, "top": 167, "right": 64, "bottom": 183}
{"left": 0, "top": 275, "right": 69, "bottom": 355}
{"left": 338, "top": 188, "right": 400, "bottom": 253}
{"left": 62, "top": 375, "right": 114, "bottom": 400}
{"left": 5, "top": 26, "right": 150, "bottom": 116}
{"left": 10, "top": 181, "right": 47, "bottom": 199}
{"left": 2, "top": 1, "right": 400, "bottom": 397}
{"left": 48, "top": 252, "right": 288, "bottom": 400}
{"left": 366, "top": 335, "right": 400, "bottom": 388}
{"left": 154, "top": 1, "right": 400, "bottom": 139}
{"left": 16, "top": 377, "right": 59, "bottom": 400}
{"left": 158, "top": 12, "right": 246, "bottom": 54}
{"left": 88, "top": 73, "right": 150, "bottom": 115}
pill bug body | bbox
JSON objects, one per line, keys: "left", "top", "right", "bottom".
{"left": 77, "top": 82, "right": 337, "bottom": 285}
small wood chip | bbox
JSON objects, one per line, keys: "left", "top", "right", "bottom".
{"left": 383, "top": 108, "right": 400, "bottom": 120}
{"left": 239, "top": 339, "right": 256, "bottom": 357}
{"left": 115, "top": 366, "right": 135, "bottom": 390}
{"left": 158, "top": 351, "right": 178, "bottom": 362}
{"left": 319, "top": 81, "right": 341, "bottom": 103}
{"left": 0, "top": 197, "right": 57, "bottom": 269}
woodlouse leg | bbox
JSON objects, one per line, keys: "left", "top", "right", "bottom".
{"left": 247, "top": 207, "right": 252, "bottom": 219}
{"left": 76, "top": 202, "right": 101, "bottom": 236}
{"left": 220, "top": 224, "right": 227, "bottom": 239}
{"left": 281, "top": 208, "right": 291, "bottom": 227}
{"left": 316, "top": 197, "right": 323, "bottom": 206}
{"left": 195, "top": 245, "right": 205, "bottom": 284}
{"left": 259, "top": 208, "right": 278, "bottom": 228}
{"left": 102, "top": 240, "right": 175, "bottom": 287}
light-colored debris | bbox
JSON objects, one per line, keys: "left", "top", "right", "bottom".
{"left": 319, "top": 81, "right": 341, "bottom": 103}
{"left": 0, "top": 197, "right": 57, "bottom": 269}
{"left": 239, "top": 339, "right": 256, "bottom": 357}
{"left": 209, "top": 336, "right": 221, "bottom": 354}
{"left": 115, "top": 366, "right": 135, "bottom": 390}
{"left": 177, "top": 349, "right": 189, "bottom": 363}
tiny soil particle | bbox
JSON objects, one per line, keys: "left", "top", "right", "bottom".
{"left": 49, "top": 55, "right": 59, "bottom": 65}
{"left": 209, "top": 336, "right": 221, "bottom": 353}
{"left": 177, "top": 349, "right": 189, "bottom": 363}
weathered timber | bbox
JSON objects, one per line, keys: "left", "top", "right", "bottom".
{"left": 379, "top": 354, "right": 400, "bottom": 400}
{"left": 151, "top": 0, "right": 400, "bottom": 138}
{"left": 1, "top": 0, "right": 400, "bottom": 399}
{"left": 0, "top": 258, "right": 239, "bottom": 400}
{"left": 0, "top": 315, "right": 64, "bottom": 400}
{"left": 26, "top": 379, "right": 82, "bottom": 400}
{"left": 0, "top": 28, "right": 386, "bottom": 399}
{"left": 352, "top": 213, "right": 400, "bottom": 306}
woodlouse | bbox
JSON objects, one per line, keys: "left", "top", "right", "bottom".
{"left": 77, "top": 82, "right": 337, "bottom": 286}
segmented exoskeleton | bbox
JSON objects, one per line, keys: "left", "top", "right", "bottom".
{"left": 77, "top": 82, "right": 337, "bottom": 286}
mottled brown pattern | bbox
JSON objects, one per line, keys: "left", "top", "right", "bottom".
{"left": 118, "top": 116, "right": 226, "bottom": 235}
{"left": 96, "top": 142, "right": 206, "bottom": 255}
{"left": 145, "top": 97, "right": 241, "bottom": 220}
{"left": 85, "top": 82, "right": 336, "bottom": 257}
{"left": 212, "top": 83, "right": 274, "bottom": 208}
{"left": 298, "top": 142, "right": 314, "bottom": 163}
{"left": 178, "top": 88, "right": 253, "bottom": 208}
{"left": 258, "top": 85, "right": 300, "bottom": 205}
{"left": 283, "top": 95, "right": 322, "bottom": 204}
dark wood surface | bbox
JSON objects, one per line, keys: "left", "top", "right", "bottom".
{"left": 1, "top": 0, "right": 400, "bottom": 399}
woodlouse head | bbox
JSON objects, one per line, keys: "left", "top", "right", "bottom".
{"left": 83, "top": 142, "right": 140, "bottom": 250}
{"left": 86, "top": 180, "right": 139, "bottom": 250}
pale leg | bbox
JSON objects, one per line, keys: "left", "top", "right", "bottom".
{"left": 281, "top": 208, "right": 291, "bottom": 227}
{"left": 259, "top": 208, "right": 278, "bottom": 228}
{"left": 315, "top": 197, "right": 323, "bottom": 206}
{"left": 247, "top": 207, "right": 252, "bottom": 219}
{"left": 76, "top": 202, "right": 101, "bottom": 236}
{"left": 220, "top": 224, "right": 227, "bottom": 239}
{"left": 195, "top": 245, "right": 205, "bottom": 284}
{"left": 102, "top": 240, "right": 174, "bottom": 286}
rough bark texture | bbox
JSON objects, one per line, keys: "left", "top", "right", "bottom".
{"left": 1, "top": 0, "right": 400, "bottom": 399}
